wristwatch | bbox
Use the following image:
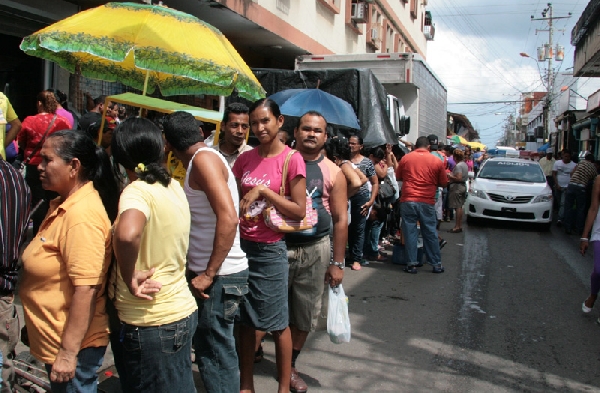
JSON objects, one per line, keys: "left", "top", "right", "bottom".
{"left": 330, "top": 261, "right": 345, "bottom": 270}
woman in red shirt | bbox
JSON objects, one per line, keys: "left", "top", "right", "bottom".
{"left": 18, "top": 90, "right": 71, "bottom": 235}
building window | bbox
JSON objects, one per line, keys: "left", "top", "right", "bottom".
{"left": 410, "top": 0, "right": 418, "bottom": 19}
{"left": 367, "top": 4, "right": 382, "bottom": 50}
{"left": 317, "top": 0, "right": 341, "bottom": 14}
{"left": 345, "top": 0, "right": 364, "bottom": 35}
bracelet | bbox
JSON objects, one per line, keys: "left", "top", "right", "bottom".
{"left": 581, "top": 238, "right": 589, "bottom": 242}
{"left": 330, "top": 261, "right": 345, "bottom": 270}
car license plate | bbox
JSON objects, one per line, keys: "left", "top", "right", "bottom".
{"left": 501, "top": 207, "right": 516, "bottom": 213}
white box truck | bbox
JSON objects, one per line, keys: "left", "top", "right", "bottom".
{"left": 295, "top": 53, "right": 447, "bottom": 144}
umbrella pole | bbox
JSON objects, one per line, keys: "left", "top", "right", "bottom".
{"left": 139, "top": 70, "right": 150, "bottom": 117}
{"left": 142, "top": 70, "right": 150, "bottom": 96}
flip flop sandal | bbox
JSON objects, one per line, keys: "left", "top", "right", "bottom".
{"left": 254, "top": 345, "right": 264, "bottom": 363}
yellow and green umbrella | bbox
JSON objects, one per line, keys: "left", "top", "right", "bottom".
{"left": 20, "top": 2, "right": 265, "bottom": 100}
{"left": 466, "top": 141, "right": 487, "bottom": 150}
{"left": 448, "top": 134, "right": 468, "bottom": 145}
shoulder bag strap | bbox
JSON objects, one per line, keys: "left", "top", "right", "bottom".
{"left": 23, "top": 114, "right": 57, "bottom": 166}
{"left": 279, "top": 149, "right": 297, "bottom": 196}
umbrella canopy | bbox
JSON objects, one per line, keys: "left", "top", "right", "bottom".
{"left": 268, "top": 89, "right": 360, "bottom": 129}
{"left": 466, "top": 141, "right": 487, "bottom": 150}
{"left": 537, "top": 142, "right": 551, "bottom": 153}
{"left": 20, "top": 2, "right": 265, "bottom": 100}
{"left": 448, "top": 135, "right": 468, "bottom": 145}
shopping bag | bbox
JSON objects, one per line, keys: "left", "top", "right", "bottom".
{"left": 327, "top": 284, "right": 351, "bottom": 344}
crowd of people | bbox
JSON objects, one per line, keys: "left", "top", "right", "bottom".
{"left": 0, "top": 86, "right": 498, "bottom": 393}
{"left": 0, "top": 91, "right": 354, "bottom": 393}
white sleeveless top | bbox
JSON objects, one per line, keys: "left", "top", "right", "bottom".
{"left": 591, "top": 209, "right": 600, "bottom": 242}
{"left": 185, "top": 147, "right": 248, "bottom": 275}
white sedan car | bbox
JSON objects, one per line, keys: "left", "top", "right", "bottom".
{"left": 466, "top": 157, "right": 553, "bottom": 230}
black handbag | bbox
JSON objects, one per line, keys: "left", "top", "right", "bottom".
{"left": 378, "top": 175, "right": 396, "bottom": 200}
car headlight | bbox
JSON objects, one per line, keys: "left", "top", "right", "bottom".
{"left": 468, "top": 188, "right": 488, "bottom": 199}
{"left": 532, "top": 194, "right": 552, "bottom": 203}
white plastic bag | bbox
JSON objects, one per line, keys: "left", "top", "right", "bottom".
{"left": 327, "top": 284, "right": 351, "bottom": 344}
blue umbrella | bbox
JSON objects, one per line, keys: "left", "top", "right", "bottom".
{"left": 268, "top": 89, "right": 360, "bottom": 129}
{"left": 537, "top": 142, "right": 550, "bottom": 153}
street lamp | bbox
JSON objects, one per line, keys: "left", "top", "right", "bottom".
{"left": 520, "top": 52, "right": 552, "bottom": 143}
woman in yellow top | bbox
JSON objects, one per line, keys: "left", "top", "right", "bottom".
{"left": 109, "top": 118, "right": 198, "bottom": 393}
{"left": 20, "top": 129, "right": 119, "bottom": 392}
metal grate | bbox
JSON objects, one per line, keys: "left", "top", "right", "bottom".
{"left": 487, "top": 193, "right": 534, "bottom": 204}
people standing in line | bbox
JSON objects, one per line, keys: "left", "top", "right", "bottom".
{"left": 17, "top": 90, "right": 71, "bottom": 235}
{"left": 46, "top": 89, "right": 74, "bottom": 129}
{"left": 347, "top": 136, "right": 379, "bottom": 271}
{"left": 0, "top": 156, "right": 30, "bottom": 393}
{"left": 464, "top": 146, "right": 474, "bottom": 186}
{"left": 442, "top": 145, "right": 455, "bottom": 222}
{"left": 539, "top": 148, "right": 556, "bottom": 191}
{"left": 0, "top": 92, "right": 21, "bottom": 161}
{"left": 285, "top": 111, "right": 347, "bottom": 393}
{"left": 109, "top": 118, "right": 198, "bottom": 393}
{"left": 214, "top": 103, "right": 253, "bottom": 168}
{"left": 79, "top": 95, "right": 113, "bottom": 133}
{"left": 553, "top": 150, "right": 577, "bottom": 226}
{"left": 563, "top": 153, "right": 597, "bottom": 235}
{"left": 232, "top": 98, "right": 306, "bottom": 393}
{"left": 428, "top": 135, "right": 448, "bottom": 249}
{"left": 579, "top": 175, "right": 600, "bottom": 316}
{"left": 324, "top": 137, "right": 366, "bottom": 198}
{"left": 363, "top": 146, "right": 388, "bottom": 262}
{"left": 447, "top": 149, "right": 468, "bottom": 233}
{"left": 396, "top": 136, "right": 448, "bottom": 274}
{"left": 20, "top": 129, "right": 118, "bottom": 392}
{"left": 163, "top": 111, "right": 249, "bottom": 393}
{"left": 472, "top": 148, "right": 483, "bottom": 177}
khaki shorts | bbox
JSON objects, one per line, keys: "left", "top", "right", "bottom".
{"left": 287, "top": 236, "right": 330, "bottom": 332}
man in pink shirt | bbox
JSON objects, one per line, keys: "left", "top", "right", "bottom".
{"left": 396, "top": 136, "right": 448, "bottom": 273}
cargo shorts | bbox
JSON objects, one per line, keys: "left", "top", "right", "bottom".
{"left": 287, "top": 235, "right": 331, "bottom": 332}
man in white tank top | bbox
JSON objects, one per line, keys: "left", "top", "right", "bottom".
{"left": 163, "top": 111, "right": 249, "bottom": 393}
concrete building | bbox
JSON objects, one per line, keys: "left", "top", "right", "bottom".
{"left": 0, "top": 0, "right": 435, "bottom": 118}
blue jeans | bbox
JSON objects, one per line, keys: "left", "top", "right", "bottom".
{"left": 44, "top": 346, "right": 106, "bottom": 393}
{"left": 348, "top": 192, "right": 370, "bottom": 263}
{"left": 192, "top": 269, "right": 249, "bottom": 393}
{"left": 400, "top": 202, "right": 441, "bottom": 267}
{"left": 363, "top": 219, "right": 384, "bottom": 257}
{"left": 112, "top": 311, "right": 198, "bottom": 393}
{"left": 563, "top": 184, "right": 587, "bottom": 233}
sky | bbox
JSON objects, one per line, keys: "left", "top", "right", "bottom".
{"left": 426, "top": 0, "right": 591, "bottom": 149}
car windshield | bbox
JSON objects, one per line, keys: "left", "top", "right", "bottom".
{"left": 478, "top": 160, "right": 545, "bottom": 183}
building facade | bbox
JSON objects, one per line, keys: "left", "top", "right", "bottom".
{"left": 0, "top": 0, "right": 434, "bottom": 118}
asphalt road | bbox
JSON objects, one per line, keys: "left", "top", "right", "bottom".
{"left": 14, "top": 218, "right": 600, "bottom": 392}
{"left": 250, "top": 219, "right": 600, "bottom": 392}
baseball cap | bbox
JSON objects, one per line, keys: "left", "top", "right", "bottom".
{"left": 546, "top": 148, "right": 553, "bottom": 154}
{"left": 427, "top": 134, "right": 439, "bottom": 150}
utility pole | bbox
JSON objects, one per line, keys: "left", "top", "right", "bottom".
{"left": 531, "top": 3, "right": 571, "bottom": 144}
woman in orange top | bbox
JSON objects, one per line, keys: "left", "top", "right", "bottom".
{"left": 20, "top": 129, "right": 118, "bottom": 392}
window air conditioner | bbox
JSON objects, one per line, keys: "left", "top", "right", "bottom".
{"left": 351, "top": 2, "right": 366, "bottom": 22}
{"left": 370, "top": 27, "right": 379, "bottom": 41}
